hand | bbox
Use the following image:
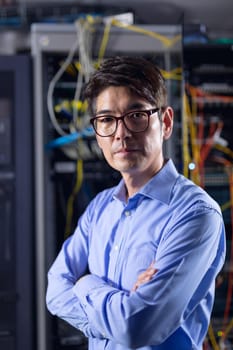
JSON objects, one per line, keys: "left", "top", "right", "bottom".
{"left": 131, "top": 263, "right": 158, "bottom": 292}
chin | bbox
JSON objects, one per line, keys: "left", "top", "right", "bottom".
{"left": 113, "top": 162, "right": 139, "bottom": 174}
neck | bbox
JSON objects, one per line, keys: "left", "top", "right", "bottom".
{"left": 122, "top": 175, "right": 142, "bottom": 199}
{"left": 122, "top": 159, "right": 166, "bottom": 199}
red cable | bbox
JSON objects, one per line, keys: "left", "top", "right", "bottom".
{"left": 212, "top": 156, "right": 233, "bottom": 329}
{"left": 223, "top": 169, "right": 233, "bottom": 327}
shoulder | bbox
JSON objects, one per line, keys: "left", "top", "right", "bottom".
{"left": 173, "top": 173, "right": 221, "bottom": 214}
{"left": 158, "top": 160, "right": 221, "bottom": 215}
{"left": 86, "top": 185, "right": 117, "bottom": 216}
{"left": 74, "top": 185, "right": 118, "bottom": 234}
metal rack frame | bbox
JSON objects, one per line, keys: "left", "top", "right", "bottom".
{"left": 31, "top": 22, "right": 182, "bottom": 350}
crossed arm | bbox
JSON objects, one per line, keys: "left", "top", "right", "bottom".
{"left": 46, "top": 207, "right": 225, "bottom": 348}
{"left": 46, "top": 255, "right": 157, "bottom": 336}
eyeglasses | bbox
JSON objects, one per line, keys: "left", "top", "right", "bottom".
{"left": 90, "top": 107, "right": 160, "bottom": 137}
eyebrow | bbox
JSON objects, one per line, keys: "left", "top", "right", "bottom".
{"left": 96, "top": 102, "right": 149, "bottom": 116}
{"left": 96, "top": 109, "right": 113, "bottom": 116}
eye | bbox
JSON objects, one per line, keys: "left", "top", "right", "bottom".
{"left": 97, "top": 116, "right": 115, "bottom": 124}
{"left": 128, "top": 111, "right": 147, "bottom": 120}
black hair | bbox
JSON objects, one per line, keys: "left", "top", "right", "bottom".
{"left": 84, "top": 56, "right": 167, "bottom": 115}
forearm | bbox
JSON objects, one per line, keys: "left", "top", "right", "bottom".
{"left": 73, "top": 271, "right": 178, "bottom": 347}
{"left": 73, "top": 214, "right": 225, "bottom": 348}
{"left": 47, "top": 205, "right": 225, "bottom": 347}
{"left": 46, "top": 271, "right": 104, "bottom": 339}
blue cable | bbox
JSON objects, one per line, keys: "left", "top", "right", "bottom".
{"left": 45, "top": 126, "right": 95, "bottom": 150}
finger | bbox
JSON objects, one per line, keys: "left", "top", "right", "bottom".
{"left": 132, "top": 269, "right": 158, "bottom": 291}
{"left": 131, "top": 275, "right": 153, "bottom": 292}
{"left": 139, "top": 266, "right": 157, "bottom": 277}
{"left": 131, "top": 267, "right": 158, "bottom": 292}
{"left": 140, "top": 267, "right": 157, "bottom": 279}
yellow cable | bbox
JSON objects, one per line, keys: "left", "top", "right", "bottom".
{"left": 182, "top": 93, "right": 191, "bottom": 177}
{"left": 97, "top": 19, "right": 182, "bottom": 68}
{"left": 223, "top": 317, "right": 233, "bottom": 338}
{"left": 74, "top": 61, "right": 82, "bottom": 72}
{"left": 208, "top": 323, "right": 220, "bottom": 350}
{"left": 189, "top": 89, "right": 201, "bottom": 184}
{"left": 221, "top": 200, "right": 231, "bottom": 212}
{"left": 184, "top": 92, "right": 200, "bottom": 181}
{"left": 215, "top": 143, "right": 233, "bottom": 159}
{"left": 97, "top": 20, "right": 112, "bottom": 66}
{"left": 65, "top": 63, "right": 77, "bottom": 76}
{"left": 111, "top": 19, "right": 181, "bottom": 48}
{"left": 160, "top": 67, "right": 182, "bottom": 81}
{"left": 65, "top": 158, "right": 84, "bottom": 238}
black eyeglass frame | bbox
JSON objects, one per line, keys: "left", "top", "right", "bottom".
{"left": 90, "top": 107, "right": 161, "bottom": 137}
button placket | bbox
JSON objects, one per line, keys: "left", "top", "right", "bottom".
{"left": 108, "top": 208, "right": 133, "bottom": 280}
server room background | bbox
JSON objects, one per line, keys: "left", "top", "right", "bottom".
{"left": 0, "top": 1, "right": 233, "bottom": 350}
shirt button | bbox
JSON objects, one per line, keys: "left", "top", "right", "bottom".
{"left": 125, "top": 210, "right": 131, "bottom": 216}
{"left": 114, "top": 245, "right": 119, "bottom": 251}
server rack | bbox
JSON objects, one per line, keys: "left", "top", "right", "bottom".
{"left": 31, "top": 22, "right": 182, "bottom": 350}
{"left": 183, "top": 43, "right": 233, "bottom": 347}
{"left": 0, "top": 55, "right": 34, "bottom": 350}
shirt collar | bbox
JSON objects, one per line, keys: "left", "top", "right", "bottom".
{"left": 113, "top": 159, "right": 179, "bottom": 205}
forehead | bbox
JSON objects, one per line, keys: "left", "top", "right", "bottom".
{"left": 95, "top": 86, "right": 151, "bottom": 113}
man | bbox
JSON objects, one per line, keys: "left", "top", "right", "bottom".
{"left": 46, "top": 56, "right": 226, "bottom": 349}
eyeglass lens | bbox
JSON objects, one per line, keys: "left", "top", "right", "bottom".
{"left": 94, "top": 111, "right": 149, "bottom": 136}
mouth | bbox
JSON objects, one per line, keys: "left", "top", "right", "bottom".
{"left": 114, "top": 148, "right": 139, "bottom": 155}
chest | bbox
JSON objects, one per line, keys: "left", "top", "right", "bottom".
{"left": 88, "top": 198, "right": 171, "bottom": 291}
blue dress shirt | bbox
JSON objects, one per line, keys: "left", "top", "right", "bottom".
{"left": 46, "top": 159, "right": 226, "bottom": 350}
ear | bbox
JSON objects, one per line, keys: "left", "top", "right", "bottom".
{"left": 162, "top": 106, "right": 174, "bottom": 140}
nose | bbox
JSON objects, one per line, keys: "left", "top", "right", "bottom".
{"left": 114, "top": 119, "right": 132, "bottom": 139}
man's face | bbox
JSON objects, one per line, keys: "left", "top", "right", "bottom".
{"left": 94, "top": 86, "right": 173, "bottom": 179}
